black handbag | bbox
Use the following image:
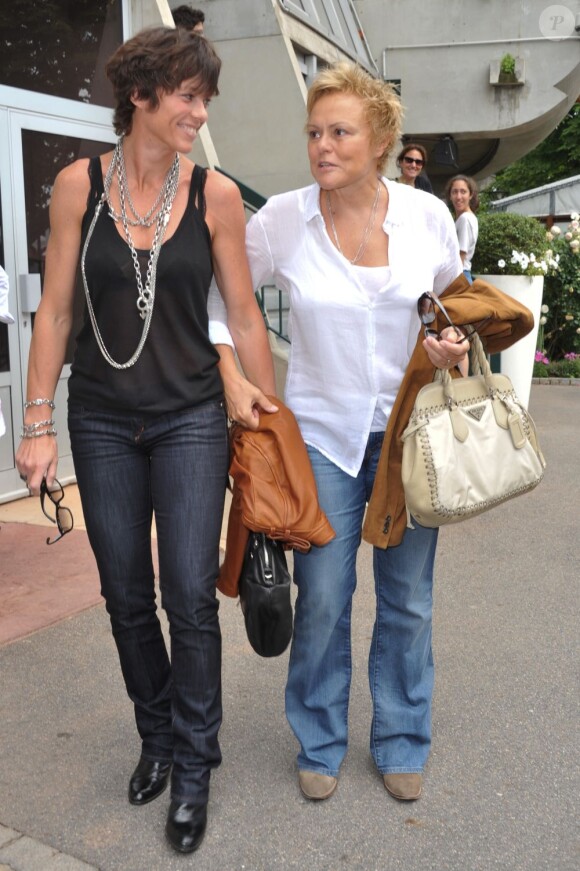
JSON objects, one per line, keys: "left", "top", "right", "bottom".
{"left": 238, "top": 532, "right": 293, "bottom": 657}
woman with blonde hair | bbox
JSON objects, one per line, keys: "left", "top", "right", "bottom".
{"left": 213, "top": 55, "right": 532, "bottom": 802}
{"left": 212, "top": 59, "right": 471, "bottom": 803}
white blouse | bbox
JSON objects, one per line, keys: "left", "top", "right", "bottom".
{"left": 208, "top": 178, "right": 462, "bottom": 477}
{"left": 455, "top": 211, "right": 479, "bottom": 272}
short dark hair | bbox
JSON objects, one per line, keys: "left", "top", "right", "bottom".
{"left": 106, "top": 26, "right": 220, "bottom": 136}
{"left": 172, "top": 5, "right": 205, "bottom": 29}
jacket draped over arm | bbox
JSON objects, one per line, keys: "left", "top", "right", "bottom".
{"left": 362, "top": 273, "right": 535, "bottom": 549}
{"left": 218, "top": 397, "right": 335, "bottom": 598}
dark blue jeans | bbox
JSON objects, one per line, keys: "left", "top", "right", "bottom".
{"left": 68, "top": 399, "right": 229, "bottom": 803}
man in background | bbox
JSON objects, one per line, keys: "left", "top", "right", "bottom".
{"left": 172, "top": 5, "right": 205, "bottom": 34}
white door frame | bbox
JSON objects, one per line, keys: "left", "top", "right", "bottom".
{"left": 0, "top": 87, "right": 116, "bottom": 502}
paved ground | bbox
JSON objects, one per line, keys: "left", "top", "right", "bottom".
{"left": 0, "top": 384, "right": 578, "bottom": 871}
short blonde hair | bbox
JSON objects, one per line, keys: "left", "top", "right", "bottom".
{"left": 306, "top": 62, "right": 403, "bottom": 173}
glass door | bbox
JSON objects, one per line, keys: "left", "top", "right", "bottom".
{"left": 0, "top": 107, "right": 115, "bottom": 500}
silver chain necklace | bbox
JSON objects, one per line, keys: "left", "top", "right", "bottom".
{"left": 80, "top": 144, "right": 180, "bottom": 369}
{"left": 326, "top": 180, "right": 382, "bottom": 265}
{"left": 104, "top": 137, "right": 179, "bottom": 228}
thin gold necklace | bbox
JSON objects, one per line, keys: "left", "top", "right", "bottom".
{"left": 326, "top": 180, "right": 381, "bottom": 265}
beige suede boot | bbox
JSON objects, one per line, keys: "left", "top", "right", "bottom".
{"left": 383, "top": 773, "right": 422, "bottom": 801}
{"left": 298, "top": 771, "right": 338, "bottom": 800}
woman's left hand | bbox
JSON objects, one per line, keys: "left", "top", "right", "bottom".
{"left": 422, "top": 326, "right": 469, "bottom": 371}
{"left": 223, "top": 371, "right": 278, "bottom": 430}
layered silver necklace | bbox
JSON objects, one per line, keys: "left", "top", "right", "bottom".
{"left": 80, "top": 139, "right": 180, "bottom": 369}
{"left": 105, "top": 136, "right": 178, "bottom": 228}
{"left": 326, "top": 179, "right": 382, "bottom": 265}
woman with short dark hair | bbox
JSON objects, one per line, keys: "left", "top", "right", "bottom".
{"left": 16, "top": 26, "right": 276, "bottom": 854}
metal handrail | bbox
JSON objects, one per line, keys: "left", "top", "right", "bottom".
{"left": 215, "top": 166, "right": 266, "bottom": 213}
{"left": 255, "top": 285, "right": 291, "bottom": 344}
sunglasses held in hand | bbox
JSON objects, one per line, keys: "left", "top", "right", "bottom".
{"left": 40, "top": 478, "right": 74, "bottom": 545}
{"left": 417, "top": 291, "right": 488, "bottom": 343}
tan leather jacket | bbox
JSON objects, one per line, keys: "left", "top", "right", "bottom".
{"left": 363, "top": 273, "right": 535, "bottom": 549}
{"left": 218, "top": 396, "right": 335, "bottom": 598}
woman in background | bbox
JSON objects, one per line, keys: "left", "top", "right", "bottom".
{"left": 395, "top": 143, "right": 433, "bottom": 193}
{"left": 446, "top": 174, "right": 479, "bottom": 283}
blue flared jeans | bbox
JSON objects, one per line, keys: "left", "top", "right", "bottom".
{"left": 286, "top": 431, "right": 439, "bottom": 777}
{"left": 68, "top": 399, "right": 229, "bottom": 803}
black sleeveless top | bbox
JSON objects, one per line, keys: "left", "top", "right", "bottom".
{"left": 68, "top": 157, "right": 223, "bottom": 415}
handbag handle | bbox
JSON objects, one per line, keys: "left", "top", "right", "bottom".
{"left": 435, "top": 332, "right": 495, "bottom": 405}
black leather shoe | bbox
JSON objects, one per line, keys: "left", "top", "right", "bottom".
{"left": 165, "top": 800, "right": 207, "bottom": 853}
{"left": 128, "top": 757, "right": 172, "bottom": 806}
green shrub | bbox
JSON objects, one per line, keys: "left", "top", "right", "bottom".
{"left": 533, "top": 362, "right": 549, "bottom": 378}
{"left": 541, "top": 218, "right": 580, "bottom": 359}
{"left": 472, "top": 212, "right": 549, "bottom": 276}
{"left": 533, "top": 358, "right": 580, "bottom": 378}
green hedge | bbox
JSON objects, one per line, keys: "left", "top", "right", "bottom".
{"left": 533, "top": 358, "right": 580, "bottom": 378}
{"left": 472, "top": 212, "right": 548, "bottom": 276}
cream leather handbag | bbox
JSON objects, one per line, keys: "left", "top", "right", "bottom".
{"left": 401, "top": 335, "right": 546, "bottom": 527}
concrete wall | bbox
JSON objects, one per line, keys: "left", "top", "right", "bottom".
{"left": 161, "top": 0, "right": 580, "bottom": 192}
{"left": 174, "top": 0, "right": 351, "bottom": 196}
{"left": 353, "top": 0, "right": 580, "bottom": 178}
{"left": 195, "top": 32, "right": 312, "bottom": 195}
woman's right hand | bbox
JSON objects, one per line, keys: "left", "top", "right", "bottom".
{"left": 16, "top": 436, "right": 59, "bottom": 496}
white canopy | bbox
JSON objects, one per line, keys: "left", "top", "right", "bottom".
{"left": 491, "top": 175, "right": 580, "bottom": 218}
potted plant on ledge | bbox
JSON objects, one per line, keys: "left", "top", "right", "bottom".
{"left": 471, "top": 211, "right": 558, "bottom": 407}
{"left": 499, "top": 53, "right": 517, "bottom": 84}
{"left": 490, "top": 53, "right": 525, "bottom": 87}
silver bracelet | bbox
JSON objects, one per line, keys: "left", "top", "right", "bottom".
{"left": 22, "top": 419, "right": 54, "bottom": 432}
{"left": 20, "top": 427, "right": 58, "bottom": 439}
{"left": 24, "top": 398, "right": 56, "bottom": 410}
